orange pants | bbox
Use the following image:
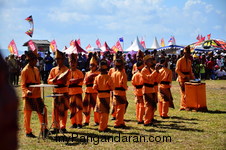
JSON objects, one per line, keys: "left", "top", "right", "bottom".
{"left": 84, "top": 112, "right": 99, "bottom": 124}
{"left": 70, "top": 94, "right": 83, "bottom": 125}
{"left": 135, "top": 96, "right": 144, "bottom": 122}
{"left": 114, "top": 104, "right": 126, "bottom": 126}
{"left": 99, "top": 113, "right": 109, "bottom": 131}
{"left": 24, "top": 108, "right": 47, "bottom": 134}
{"left": 143, "top": 93, "right": 157, "bottom": 124}
{"left": 52, "top": 109, "right": 68, "bottom": 129}
{"left": 158, "top": 101, "right": 169, "bottom": 117}
{"left": 179, "top": 82, "right": 186, "bottom": 109}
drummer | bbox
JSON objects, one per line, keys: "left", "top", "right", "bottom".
{"left": 48, "top": 50, "right": 70, "bottom": 133}
{"left": 21, "top": 50, "right": 48, "bottom": 138}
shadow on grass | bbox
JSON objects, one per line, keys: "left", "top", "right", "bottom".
{"left": 170, "top": 116, "right": 199, "bottom": 121}
{"left": 204, "top": 110, "right": 226, "bottom": 114}
{"left": 155, "top": 123, "right": 204, "bottom": 132}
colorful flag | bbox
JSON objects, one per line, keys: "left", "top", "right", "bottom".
{"left": 207, "top": 34, "right": 211, "bottom": 40}
{"left": 25, "top": 15, "right": 34, "bottom": 37}
{"left": 96, "top": 39, "right": 101, "bottom": 48}
{"left": 168, "top": 36, "right": 176, "bottom": 45}
{"left": 161, "top": 38, "right": 165, "bottom": 47}
{"left": 70, "top": 40, "right": 75, "bottom": 46}
{"left": 116, "top": 41, "right": 123, "bottom": 51}
{"left": 140, "top": 38, "right": 146, "bottom": 48}
{"left": 50, "top": 40, "right": 57, "bottom": 52}
{"left": 8, "top": 40, "right": 18, "bottom": 55}
{"left": 86, "top": 44, "right": 92, "bottom": 50}
{"left": 111, "top": 45, "right": 118, "bottom": 53}
{"left": 200, "top": 35, "right": 205, "bottom": 41}
{"left": 77, "top": 39, "right": 81, "bottom": 46}
{"left": 28, "top": 40, "right": 37, "bottom": 51}
{"left": 196, "top": 34, "right": 201, "bottom": 41}
{"left": 119, "top": 37, "right": 124, "bottom": 42}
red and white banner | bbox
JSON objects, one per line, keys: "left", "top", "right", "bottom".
{"left": 8, "top": 40, "right": 18, "bottom": 56}
{"left": 96, "top": 39, "right": 101, "bottom": 48}
{"left": 77, "top": 39, "right": 81, "bottom": 46}
{"left": 86, "top": 44, "right": 91, "bottom": 50}
{"left": 28, "top": 40, "right": 37, "bottom": 51}
{"left": 50, "top": 40, "right": 57, "bottom": 52}
{"left": 116, "top": 40, "right": 123, "bottom": 51}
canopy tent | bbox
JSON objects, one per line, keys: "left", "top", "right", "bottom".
{"left": 151, "top": 37, "right": 160, "bottom": 49}
{"left": 124, "top": 37, "right": 145, "bottom": 52}
{"left": 63, "top": 40, "right": 87, "bottom": 54}
{"left": 157, "top": 45, "right": 185, "bottom": 54}
{"left": 86, "top": 47, "right": 102, "bottom": 52}
{"left": 100, "top": 42, "right": 115, "bottom": 53}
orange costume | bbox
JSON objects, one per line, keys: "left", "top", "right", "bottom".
{"left": 68, "top": 68, "right": 84, "bottom": 128}
{"left": 21, "top": 51, "right": 47, "bottom": 135}
{"left": 175, "top": 55, "right": 194, "bottom": 110}
{"left": 131, "top": 69, "right": 144, "bottom": 123}
{"left": 93, "top": 65, "right": 114, "bottom": 131}
{"left": 158, "top": 67, "right": 174, "bottom": 118}
{"left": 48, "top": 50, "right": 69, "bottom": 130}
{"left": 141, "top": 66, "right": 159, "bottom": 125}
{"left": 111, "top": 69, "right": 128, "bottom": 127}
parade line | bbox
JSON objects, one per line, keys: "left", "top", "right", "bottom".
{"left": 55, "top": 133, "right": 172, "bottom": 145}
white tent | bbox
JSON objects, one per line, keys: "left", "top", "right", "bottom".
{"left": 124, "top": 37, "right": 145, "bottom": 52}
{"left": 151, "top": 37, "right": 160, "bottom": 49}
{"left": 86, "top": 47, "right": 102, "bottom": 52}
{"left": 62, "top": 45, "right": 74, "bottom": 54}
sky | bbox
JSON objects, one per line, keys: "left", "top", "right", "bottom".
{"left": 0, "top": 0, "right": 226, "bottom": 57}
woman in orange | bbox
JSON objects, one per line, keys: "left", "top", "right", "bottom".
{"left": 68, "top": 53, "right": 84, "bottom": 129}
{"left": 83, "top": 56, "right": 100, "bottom": 126}
{"left": 48, "top": 50, "right": 69, "bottom": 133}
{"left": 21, "top": 50, "right": 48, "bottom": 138}
{"left": 175, "top": 46, "right": 195, "bottom": 110}
{"left": 93, "top": 60, "right": 114, "bottom": 132}
{"left": 131, "top": 60, "right": 144, "bottom": 124}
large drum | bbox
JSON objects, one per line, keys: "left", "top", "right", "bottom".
{"left": 185, "top": 82, "right": 208, "bottom": 112}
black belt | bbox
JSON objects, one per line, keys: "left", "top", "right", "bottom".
{"left": 154, "top": 82, "right": 158, "bottom": 86}
{"left": 26, "top": 83, "right": 38, "bottom": 87}
{"left": 68, "top": 84, "right": 82, "bottom": 88}
{"left": 86, "top": 84, "right": 93, "bottom": 87}
{"left": 160, "top": 81, "right": 171, "bottom": 85}
{"left": 135, "top": 85, "right": 143, "bottom": 89}
{"left": 55, "top": 84, "right": 67, "bottom": 88}
{"left": 182, "top": 72, "right": 189, "bottom": 75}
{"left": 144, "top": 83, "right": 154, "bottom": 87}
{"left": 115, "top": 87, "right": 126, "bottom": 91}
{"left": 98, "top": 90, "right": 110, "bottom": 93}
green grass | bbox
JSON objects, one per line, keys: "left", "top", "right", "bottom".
{"left": 16, "top": 80, "right": 226, "bottom": 150}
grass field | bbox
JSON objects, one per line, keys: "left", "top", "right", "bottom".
{"left": 16, "top": 80, "right": 226, "bottom": 150}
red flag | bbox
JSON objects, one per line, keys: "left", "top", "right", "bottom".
{"left": 111, "top": 45, "right": 118, "bottom": 53}
{"left": 28, "top": 40, "right": 37, "bottom": 51}
{"left": 70, "top": 40, "right": 75, "bottom": 46}
{"left": 140, "top": 40, "right": 146, "bottom": 48}
{"left": 196, "top": 34, "right": 201, "bottom": 41}
{"left": 77, "top": 39, "right": 81, "bottom": 46}
{"left": 8, "top": 40, "right": 18, "bottom": 55}
{"left": 207, "top": 34, "right": 211, "bottom": 40}
{"left": 116, "top": 41, "right": 123, "bottom": 51}
{"left": 86, "top": 44, "right": 91, "bottom": 50}
{"left": 96, "top": 39, "right": 101, "bottom": 48}
{"left": 200, "top": 35, "right": 205, "bottom": 41}
{"left": 50, "top": 40, "right": 57, "bottom": 52}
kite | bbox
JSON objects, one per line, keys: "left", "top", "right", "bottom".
{"left": 25, "top": 15, "right": 34, "bottom": 37}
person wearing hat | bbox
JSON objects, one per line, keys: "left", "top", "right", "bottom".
{"left": 21, "top": 50, "right": 48, "bottom": 138}
{"left": 131, "top": 60, "right": 145, "bottom": 124}
{"left": 175, "top": 46, "right": 195, "bottom": 111}
{"left": 67, "top": 53, "right": 84, "bottom": 129}
{"left": 93, "top": 60, "right": 114, "bottom": 132}
{"left": 132, "top": 50, "right": 144, "bottom": 75}
{"left": 141, "top": 55, "right": 161, "bottom": 126}
{"left": 158, "top": 58, "right": 174, "bottom": 119}
{"left": 111, "top": 59, "right": 128, "bottom": 128}
{"left": 48, "top": 50, "right": 69, "bottom": 133}
{"left": 83, "top": 56, "right": 100, "bottom": 126}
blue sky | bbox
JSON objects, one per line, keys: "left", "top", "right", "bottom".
{"left": 0, "top": 0, "right": 226, "bottom": 56}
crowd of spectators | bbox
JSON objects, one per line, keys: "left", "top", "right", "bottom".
{"left": 4, "top": 49, "right": 226, "bottom": 86}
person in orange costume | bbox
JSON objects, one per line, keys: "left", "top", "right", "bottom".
{"left": 111, "top": 59, "right": 128, "bottom": 128}
{"left": 48, "top": 50, "right": 69, "bottom": 133}
{"left": 83, "top": 56, "right": 100, "bottom": 126}
{"left": 131, "top": 60, "right": 145, "bottom": 124}
{"left": 93, "top": 60, "right": 114, "bottom": 132}
{"left": 21, "top": 50, "right": 48, "bottom": 138}
{"left": 175, "top": 46, "right": 195, "bottom": 110}
{"left": 132, "top": 50, "right": 144, "bottom": 75}
{"left": 141, "top": 55, "right": 161, "bottom": 126}
{"left": 158, "top": 58, "right": 174, "bottom": 119}
{"left": 67, "top": 53, "right": 84, "bottom": 129}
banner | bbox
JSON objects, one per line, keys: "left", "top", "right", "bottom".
{"left": 28, "top": 40, "right": 37, "bottom": 51}
{"left": 96, "top": 39, "right": 101, "bottom": 48}
{"left": 50, "top": 40, "right": 57, "bottom": 52}
{"left": 86, "top": 44, "right": 91, "bottom": 50}
{"left": 8, "top": 40, "right": 18, "bottom": 56}
{"left": 116, "top": 41, "right": 123, "bottom": 51}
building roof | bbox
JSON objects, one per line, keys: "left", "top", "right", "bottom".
{"left": 23, "top": 40, "right": 50, "bottom": 46}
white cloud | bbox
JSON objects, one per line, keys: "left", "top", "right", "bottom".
{"left": 213, "top": 25, "right": 221, "bottom": 30}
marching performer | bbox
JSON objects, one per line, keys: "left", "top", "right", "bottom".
{"left": 68, "top": 53, "right": 84, "bottom": 129}
{"left": 141, "top": 55, "right": 161, "bottom": 126}
{"left": 111, "top": 59, "right": 128, "bottom": 128}
{"left": 131, "top": 60, "right": 145, "bottom": 124}
{"left": 132, "top": 50, "right": 144, "bottom": 75}
{"left": 83, "top": 56, "right": 100, "bottom": 126}
{"left": 48, "top": 50, "right": 69, "bottom": 133}
{"left": 158, "top": 58, "right": 174, "bottom": 119}
{"left": 93, "top": 60, "right": 114, "bottom": 132}
{"left": 21, "top": 50, "right": 48, "bottom": 138}
{"left": 175, "top": 46, "right": 195, "bottom": 110}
